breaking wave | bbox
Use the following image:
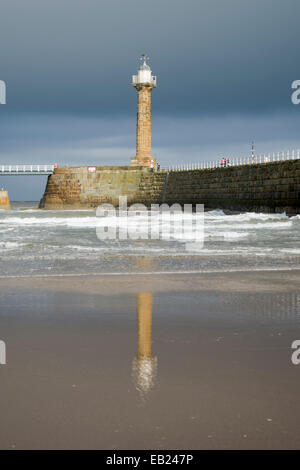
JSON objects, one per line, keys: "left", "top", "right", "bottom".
{"left": 0, "top": 204, "right": 299, "bottom": 275}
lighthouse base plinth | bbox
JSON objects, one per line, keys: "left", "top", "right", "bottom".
{"left": 130, "top": 156, "right": 156, "bottom": 168}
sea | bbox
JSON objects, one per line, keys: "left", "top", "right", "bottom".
{"left": 0, "top": 202, "right": 299, "bottom": 277}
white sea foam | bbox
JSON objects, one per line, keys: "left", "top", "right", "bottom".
{"left": 206, "top": 220, "right": 292, "bottom": 230}
{"left": 206, "top": 209, "right": 226, "bottom": 217}
{"left": 0, "top": 227, "right": 15, "bottom": 233}
{"left": 205, "top": 231, "right": 249, "bottom": 240}
{"left": 0, "top": 241, "right": 25, "bottom": 251}
{"left": 0, "top": 207, "right": 299, "bottom": 275}
{"left": 206, "top": 210, "right": 288, "bottom": 223}
{"left": 280, "top": 248, "right": 300, "bottom": 254}
{"left": 0, "top": 216, "right": 100, "bottom": 227}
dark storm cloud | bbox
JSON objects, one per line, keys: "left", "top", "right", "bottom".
{"left": 0, "top": 0, "right": 299, "bottom": 115}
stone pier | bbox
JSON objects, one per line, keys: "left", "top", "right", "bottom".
{"left": 39, "top": 160, "right": 300, "bottom": 215}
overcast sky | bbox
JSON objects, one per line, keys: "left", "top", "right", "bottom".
{"left": 0, "top": 0, "right": 299, "bottom": 200}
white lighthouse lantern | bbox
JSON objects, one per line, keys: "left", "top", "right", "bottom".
{"left": 132, "top": 54, "right": 157, "bottom": 87}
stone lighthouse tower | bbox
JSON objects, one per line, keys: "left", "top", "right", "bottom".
{"left": 131, "top": 55, "right": 157, "bottom": 168}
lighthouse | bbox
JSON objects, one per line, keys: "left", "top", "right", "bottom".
{"left": 131, "top": 55, "right": 157, "bottom": 168}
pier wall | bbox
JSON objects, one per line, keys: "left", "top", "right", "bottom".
{"left": 39, "top": 166, "right": 166, "bottom": 209}
{"left": 40, "top": 160, "right": 300, "bottom": 214}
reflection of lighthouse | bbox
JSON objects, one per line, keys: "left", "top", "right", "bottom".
{"left": 132, "top": 293, "right": 157, "bottom": 397}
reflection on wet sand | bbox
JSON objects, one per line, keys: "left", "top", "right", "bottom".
{"left": 1, "top": 279, "right": 300, "bottom": 449}
{"left": 136, "top": 256, "right": 155, "bottom": 272}
{"left": 132, "top": 293, "right": 157, "bottom": 398}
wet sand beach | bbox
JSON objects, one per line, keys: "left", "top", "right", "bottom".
{"left": 0, "top": 270, "right": 300, "bottom": 449}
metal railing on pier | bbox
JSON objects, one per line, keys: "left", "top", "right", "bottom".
{"left": 164, "top": 149, "right": 300, "bottom": 172}
{"left": 0, "top": 165, "right": 55, "bottom": 175}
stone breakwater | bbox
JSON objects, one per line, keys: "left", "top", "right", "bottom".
{"left": 0, "top": 190, "right": 11, "bottom": 210}
{"left": 39, "top": 160, "right": 300, "bottom": 214}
